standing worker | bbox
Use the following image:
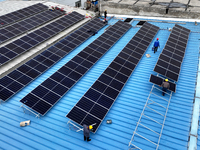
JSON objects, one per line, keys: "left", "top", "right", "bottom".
{"left": 83, "top": 124, "right": 93, "bottom": 142}
{"left": 160, "top": 79, "right": 170, "bottom": 96}
{"left": 104, "top": 9, "right": 107, "bottom": 19}
{"left": 153, "top": 38, "right": 160, "bottom": 53}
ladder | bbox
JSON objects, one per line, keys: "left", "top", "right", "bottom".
{"left": 129, "top": 81, "right": 173, "bottom": 150}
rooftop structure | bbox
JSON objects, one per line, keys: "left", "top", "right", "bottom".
{"left": 100, "top": 0, "right": 200, "bottom": 19}
{"left": 0, "top": 1, "right": 200, "bottom": 150}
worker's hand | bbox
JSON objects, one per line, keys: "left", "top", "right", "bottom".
{"left": 159, "top": 85, "right": 161, "bottom": 87}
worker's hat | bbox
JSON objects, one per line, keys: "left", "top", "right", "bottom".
{"left": 157, "top": 38, "right": 159, "bottom": 40}
{"left": 165, "top": 79, "right": 168, "bottom": 82}
{"left": 89, "top": 125, "right": 93, "bottom": 130}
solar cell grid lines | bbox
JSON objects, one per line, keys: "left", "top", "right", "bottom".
{"left": 154, "top": 24, "right": 190, "bottom": 82}
{"left": 66, "top": 22, "right": 159, "bottom": 133}
{"left": 0, "top": 9, "right": 65, "bottom": 43}
{"left": 0, "top": 17, "right": 106, "bottom": 102}
{"left": 20, "top": 20, "right": 131, "bottom": 116}
{"left": 0, "top": 11, "right": 83, "bottom": 66}
{"left": 0, "top": 3, "right": 48, "bottom": 28}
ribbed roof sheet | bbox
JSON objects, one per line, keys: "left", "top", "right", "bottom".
{"left": 0, "top": 17, "right": 200, "bottom": 150}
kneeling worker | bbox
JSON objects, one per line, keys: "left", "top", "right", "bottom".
{"left": 83, "top": 124, "right": 93, "bottom": 141}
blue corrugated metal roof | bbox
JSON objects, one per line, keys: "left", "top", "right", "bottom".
{"left": 0, "top": 18, "right": 200, "bottom": 150}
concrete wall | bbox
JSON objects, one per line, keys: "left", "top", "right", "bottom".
{"left": 100, "top": 2, "right": 200, "bottom": 19}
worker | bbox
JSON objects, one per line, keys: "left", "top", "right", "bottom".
{"left": 153, "top": 38, "right": 160, "bottom": 53}
{"left": 160, "top": 79, "right": 170, "bottom": 96}
{"left": 83, "top": 124, "right": 93, "bottom": 141}
{"left": 104, "top": 9, "right": 107, "bottom": 19}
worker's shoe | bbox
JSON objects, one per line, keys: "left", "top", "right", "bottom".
{"left": 87, "top": 139, "right": 91, "bottom": 142}
{"left": 87, "top": 137, "right": 91, "bottom": 142}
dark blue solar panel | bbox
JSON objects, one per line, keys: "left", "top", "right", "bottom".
{"left": 20, "top": 20, "right": 130, "bottom": 116}
{"left": 85, "top": 89, "right": 101, "bottom": 102}
{"left": 67, "top": 22, "right": 159, "bottom": 133}
{"left": 97, "top": 95, "right": 114, "bottom": 109}
{"left": 60, "top": 77, "right": 75, "bottom": 88}
{"left": 0, "top": 88, "right": 14, "bottom": 101}
{"left": 7, "top": 81, "right": 23, "bottom": 92}
{"left": 0, "top": 7, "right": 61, "bottom": 43}
{"left": 76, "top": 97, "right": 94, "bottom": 112}
{"left": 8, "top": 70, "right": 22, "bottom": 80}
{"left": 154, "top": 24, "right": 190, "bottom": 82}
{"left": 90, "top": 104, "right": 108, "bottom": 120}
{"left": 52, "top": 84, "right": 68, "bottom": 96}
{"left": 32, "top": 100, "right": 51, "bottom": 115}
{"left": 17, "top": 75, "right": 32, "bottom": 85}
{"left": 43, "top": 92, "right": 60, "bottom": 105}
{"left": 0, "top": 10, "right": 69, "bottom": 66}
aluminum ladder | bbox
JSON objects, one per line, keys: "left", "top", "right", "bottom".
{"left": 129, "top": 82, "right": 173, "bottom": 150}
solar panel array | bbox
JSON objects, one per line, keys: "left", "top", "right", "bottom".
{"left": 66, "top": 22, "right": 159, "bottom": 133}
{"left": 20, "top": 21, "right": 131, "bottom": 116}
{"left": 149, "top": 74, "right": 176, "bottom": 92}
{"left": 153, "top": 24, "right": 190, "bottom": 82}
{"left": 0, "top": 11, "right": 83, "bottom": 66}
{"left": 0, "top": 14, "right": 106, "bottom": 102}
{"left": 0, "top": 9, "right": 65, "bottom": 43}
{"left": 0, "top": 3, "right": 48, "bottom": 28}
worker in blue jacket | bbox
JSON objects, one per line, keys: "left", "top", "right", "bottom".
{"left": 154, "top": 38, "right": 160, "bottom": 53}
{"left": 83, "top": 124, "right": 93, "bottom": 141}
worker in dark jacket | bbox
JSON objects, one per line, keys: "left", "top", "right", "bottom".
{"left": 153, "top": 38, "right": 160, "bottom": 53}
{"left": 83, "top": 124, "right": 93, "bottom": 141}
{"left": 160, "top": 79, "right": 170, "bottom": 96}
{"left": 104, "top": 9, "right": 107, "bottom": 19}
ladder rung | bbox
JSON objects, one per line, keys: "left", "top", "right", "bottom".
{"left": 151, "top": 92, "right": 169, "bottom": 102}
{"left": 138, "top": 122, "right": 160, "bottom": 135}
{"left": 148, "top": 99, "right": 167, "bottom": 109}
{"left": 146, "top": 106, "right": 165, "bottom": 117}
{"left": 135, "top": 132, "right": 158, "bottom": 146}
{"left": 143, "top": 114, "right": 162, "bottom": 125}
{"left": 129, "top": 143, "right": 142, "bottom": 150}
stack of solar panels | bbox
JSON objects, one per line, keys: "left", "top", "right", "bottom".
{"left": 151, "top": 24, "right": 190, "bottom": 88}
{"left": 0, "top": 18, "right": 106, "bottom": 102}
{"left": 0, "top": 11, "right": 83, "bottom": 66}
{"left": 20, "top": 21, "right": 131, "bottom": 116}
{"left": 0, "top": 3, "right": 48, "bottom": 28}
{"left": 0, "top": 10, "right": 65, "bottom": 43}
{"left": 66, "top": 22, "right": 159, "bottom": 133}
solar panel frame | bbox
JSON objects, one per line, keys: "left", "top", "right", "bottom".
{"left": 20, "top": 20, "right": 131, "bottom": 116}
{"left": 0, "top": 9, "right": 65, "bottom": 44}
{"left": 1, "top": 17, "right": 106, "bottom": 102}
{"left": 0, "top": 3, "right": 48, "bottom": 28}
{"left": 153, "top": 24, "right": 190, "bottom": 82}
{"left": 0, "top": 11, "right": 85, "bottom": 66}
{"left": 67, "top": 22, "right": 159, "bottom": 133}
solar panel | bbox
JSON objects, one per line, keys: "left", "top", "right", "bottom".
{"left": 0, "top": 11, "right": 83, "bottom": 66}
{"left": 66, "top": 22, "right": 159, "bottom": 133}
{"left": 149, "top": 74, "right": 176, "bottom": 92}
{"left": 20, "top": 20, "right": 131, "bottom": 116}
{"left": 153, "top": 24, "right": 190, "bottom": 82}
{"left": 0, "top": 9, "right": 65, "bottom": 43}
{"left": 0, "top": 3, "right": 48, "bottom": 28}
{"left": 0, "top": 18, "right": 106, "bottom": 102}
